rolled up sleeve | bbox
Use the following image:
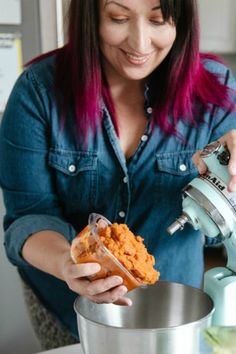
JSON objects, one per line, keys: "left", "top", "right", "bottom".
{"left": 0, "top": 65, "right": 76, "bottom": 268}
{"left": 4, "top": 214, "right": 76, "bottom": 267}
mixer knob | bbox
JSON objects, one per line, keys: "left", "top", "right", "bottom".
{"left": 217, "top": 149, "right": 230, "bottom": 165}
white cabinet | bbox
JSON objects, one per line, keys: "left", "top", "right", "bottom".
{"left": 199, "top": 0, "right": 236, "bottom": 53}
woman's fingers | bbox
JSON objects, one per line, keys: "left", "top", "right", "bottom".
{"left": 68, "top": 262, "right": 101, "bottom": 278}
{"left": 86, "top": 285, "right": 131, "bottom": 305}
{"left": 218, "top": 130, "right": 236, "bottom": 176}
{"left": 217, "top": 130, "right": 236, "bottom": 191}
{"left": 114, "top": 296, "right": 133, "bottom": 306}
{"left": 63, "top": 255, "right": 132, "bottom": 306}
{"left": 192, "top": 150, "right": 207, "bottom": 174}
{"left": 67, "top": 269, "right": 131, "bottom": 305}
{"left": 77, "top": 275, "right": 123, "bottom": 296}
{"left": 228, "top": 175, "right": 236, "bottom": 192}
{"left": 62, "top": 260, "right": 101, "bottom": 293}
{"left": 192, "top": 131, "right": 236, "bottom": 183}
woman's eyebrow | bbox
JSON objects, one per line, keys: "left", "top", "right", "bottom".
{"left": 152, "top": 6, "right": 161, "bottom": 11}
{"left": 104, "top": 1, "right": 130, "bottom": 11}
{"left": 105, "top": 2, "right": 161, "bottom": 11}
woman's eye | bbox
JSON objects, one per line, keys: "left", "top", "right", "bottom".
{"left": 150, "top": 19, "right": 166, "bottom": 26}
{"left": 111, "top": 17, "right": 128, "bottom": 24}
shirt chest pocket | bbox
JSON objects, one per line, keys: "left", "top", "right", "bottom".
{"left": 48, "top": 149, "right": 98, "bottom": 211}
{"left": 156, "top": 150, "right": 198, "bottom": 175}
{"left": 155, "top": 150, "right": 198, "bottom": 204}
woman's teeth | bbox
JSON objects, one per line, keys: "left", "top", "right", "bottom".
{"left": 124, "top": 51, "right": 151, "bottom": 65}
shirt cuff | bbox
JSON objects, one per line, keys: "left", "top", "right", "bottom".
{"left": 4, "top": 214, "right": 77, "bottom": 267}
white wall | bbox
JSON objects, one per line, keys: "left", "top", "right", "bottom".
{"left": 39, "top": 0, "right": 70, "bottom": 51}
{"left": 199, "top": 0, "right": 236, "bottom": 53}
{"left": 39, "top": 0, "right": 58, "bottom": 52}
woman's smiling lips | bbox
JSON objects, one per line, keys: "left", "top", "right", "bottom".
{"left": 120, "top": 49, "right": 152, "bottom": 65}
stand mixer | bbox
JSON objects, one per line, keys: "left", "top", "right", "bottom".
{"left": 167, "top": 141, "right": 236, "bottom": 326}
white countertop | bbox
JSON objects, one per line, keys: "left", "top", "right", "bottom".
{"left": 36, "top": 344, "right": 83, "bottom": 354}
{"left": 36, "top": 341, "right": 212, "bottom": 354}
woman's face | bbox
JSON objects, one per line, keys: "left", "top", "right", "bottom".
{"left": 99, "top": 0, "right": 177, "bottom": 82}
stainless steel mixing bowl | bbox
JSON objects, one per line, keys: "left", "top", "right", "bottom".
{"left": 74, "top": 281, "right": 214, "bottom": 354}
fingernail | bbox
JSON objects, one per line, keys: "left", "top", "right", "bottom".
{"left": 109, "top": 277, "right": 123, "bottom": 288}
{"left": 197, "top": 164, "right": 206, "bottom": 174}
{"left": 229, "top": 165, "right": 236, "bottom": 175}
{"left": 117, "top": 285, "right": 127, "bottom": 296}
{"left": 91, "top": 264, "right": 101, "bottom": 273}
{"left": 113, "top": 276, "right": 123, "bottom": 284}
{"left": 228, "top": 183, "right": 236, "bottom": 192}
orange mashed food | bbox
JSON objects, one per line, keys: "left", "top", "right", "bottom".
{"left": 98, "top": 223, "right": 159, "bottom": 285}
{"left": 71, "top": 223, "right": 160, "bottom": 289}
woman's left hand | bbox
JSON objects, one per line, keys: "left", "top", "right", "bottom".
{"left": 192, "top": 130, "right": 236, "bottom": 192}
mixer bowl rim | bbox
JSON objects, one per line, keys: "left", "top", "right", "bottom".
{"left": 74, "top": 281, "right": 215, "bottom": 331}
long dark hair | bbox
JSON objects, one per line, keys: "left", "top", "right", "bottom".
{"left": 49, "top": 0, "right": 235, "bottom": 138}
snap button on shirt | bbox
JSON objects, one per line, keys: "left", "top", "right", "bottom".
{"left": 147, "top": 107, "right": 153, "bottom": 114}
{"left": 119, "top": 211, "right": 126, "bottom": 218}
{"left": 141, "top": 135, "right": 148, "bottom": 142}
{"left": 68, "top": 164, "right": 76, "bottom": 173}
{"left": 179, "top": 164, "right": 187, "bottom": 172}
{"left": 123, "top": 176, "right": 128, "bottom": 183}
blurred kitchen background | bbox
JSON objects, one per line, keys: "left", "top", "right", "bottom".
{"left": 0, "top": 1, "right": 235, "bottom": 353}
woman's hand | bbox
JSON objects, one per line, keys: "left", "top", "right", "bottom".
{"left": 22, "top": 229, "right": 131, "bottom": 305}
{"left": 61, "top": 252, "right": 132, "bottom": 306}
{"left": 192, "top": 130, "right": 236, "bottom": 192}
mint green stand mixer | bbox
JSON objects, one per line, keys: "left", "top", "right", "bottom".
{"left": 167, "top": 141, "right": 236, "bottom": 326}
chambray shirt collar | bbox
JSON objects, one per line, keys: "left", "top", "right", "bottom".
{"left": 101, "top": 81, "right": 153, "bottom": 121}
{"left": 102, "top": 105, "right": 128, "bottom": 173}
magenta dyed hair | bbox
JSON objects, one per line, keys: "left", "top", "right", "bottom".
{"left": 55, "top": 1, "right": 103, "bottom": 139}
{"left": 151, "top": 1, "right": 235, "bottom": 134}
{"left": 28, "top": 0, "right": 235, "bottom": 138}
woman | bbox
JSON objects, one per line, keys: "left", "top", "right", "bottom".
{"left": 0, "top": 0, "right": 236, "bottom": 349}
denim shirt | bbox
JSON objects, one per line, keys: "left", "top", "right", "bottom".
{"left": 0, "top": 55, "right": 236, "bottom": 338}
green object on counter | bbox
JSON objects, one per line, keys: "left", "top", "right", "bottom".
{"left": 204, "top": 327, "right": 236, "bottom": 354}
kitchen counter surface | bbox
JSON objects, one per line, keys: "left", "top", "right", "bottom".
{"left": 36, "top": 344, "right": 83, "bottom": 354}
{"left": 35, "top": 341, "right": 212, "bottom": 354}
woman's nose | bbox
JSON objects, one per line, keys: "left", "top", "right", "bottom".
{"left": 127, "top": 20, "right": 151, "bottom": 54}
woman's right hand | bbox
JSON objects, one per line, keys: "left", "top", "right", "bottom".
{"left": 21, "top": 230, "right": 131, "bottom": 304}
{"left": 61, "top": 251, "right": 132, "bottom": 306}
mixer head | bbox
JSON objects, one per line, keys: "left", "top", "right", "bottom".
{"left": 167, "top": 141, "right": 235, "bottom": 240}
